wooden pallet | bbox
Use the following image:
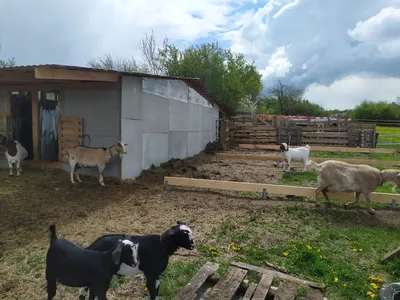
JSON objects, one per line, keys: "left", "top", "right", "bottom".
{"left": 176, "top": 261, "right": 326, "bottom": 300}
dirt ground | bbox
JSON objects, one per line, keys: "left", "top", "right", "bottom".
{"left": 1, "top": 149, "right": 399, "bottom": 299}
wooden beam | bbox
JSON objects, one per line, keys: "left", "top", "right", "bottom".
{"left": 0, "top": 81, "right": 120, "bottom": 91}
{"left": 216, "top": 153, "right": 400, "bottom": 167}
{"left": 382, "top": 246, "right": 400, "bottom": 262}
{"left": 34, "top": 67, "right": 119, "bottom": 82}
{"left": 164, "top": 176, "right": 400, "bottom": 204}
{"left": 0, "top": 69, "right": 35, "bottom": 82}
{"left": 231, "top": 261, "right": 325, "bottom": 290}
{"left": 24, "top": 161, "right": 64, "bottom": 168}
{"left": 31, "top": 91, "right": 39, "bottom": 161}
{"left": 239, "top": 144, "right": 397, "bottom": 154}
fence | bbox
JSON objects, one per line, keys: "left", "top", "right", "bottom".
{"left": 224, "top": 115, "right": 377, "bottom": 148}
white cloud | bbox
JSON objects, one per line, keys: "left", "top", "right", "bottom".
{"left": 273, "top": 0, "right": 302, "bottom": 19}
{"left": 260, "top": 46, "right": 293, "bottom": 79}
{"left": 304, "top": 74, "right": 400, "bottom": 110}
{"left": 347, "top": 7, "right": 400, "bottom": 59}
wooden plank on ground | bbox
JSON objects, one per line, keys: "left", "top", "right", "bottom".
{"left": 251, "top": 274, "right": 273, "bottom": 300}
{"left": 204, "top": 266, "right": 247, "bottom": 300}
{"left": 164, "top": 176, "right": 400, "bottom": 204}
{"left": 239, "top": 144, "right": 397, "bottom": 154}
{"left": 306, "top": 287, "right": 325, "bottom": 300}
{"left": 242, "top": 282, "right": 257, "bottom": 300}
{"left": 216, "top": 152, "right": 400, "bottom": 167}
{"left": 175, "top": 262, "right": 219, "bottom": 300}
{"left": 231, "top": 261, "right": 325, "bottom": 290}
{"left": 382, "top": 246, "right": 400, "bottom": 262}
{"left": 274, "top": 280, "right": 300, "bottom": 300}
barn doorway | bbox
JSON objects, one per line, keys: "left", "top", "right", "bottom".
{"left": 10, "top": 91, "right": 33, "bottom": 160}
{"left": 38, "top": 91, "right": 60, "bottom": 162}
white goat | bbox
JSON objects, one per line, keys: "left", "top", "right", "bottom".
{"left": 279, "top": 142, "right": 311, "bottom": 172}
{"left": 0, "top": 134, "right": 28, "bottom": 176}
{"left": 308, "top": 160, "right": 400, "bottom": 214}
{"left": 66, "top": 142, "right": 128, "bottom": 186}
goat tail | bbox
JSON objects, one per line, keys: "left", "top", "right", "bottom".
{"left": 49, "top": 224, "right": 57, "bottom": 244}
{"left": 306, "top": 160, "right": 320, "bottom": 170}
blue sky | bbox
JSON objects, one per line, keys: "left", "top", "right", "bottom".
{"left": 1, "top": 0, "right": 400, "bottom": 110}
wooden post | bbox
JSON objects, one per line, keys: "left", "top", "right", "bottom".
{"left": 31, "top": 91, "right": 39, "bottom": 161}
{"left": 348, "top": 123, "right": 353, "bottom": 147}
{"left": 372, "top": 126, "right": 376, "bottom": 148}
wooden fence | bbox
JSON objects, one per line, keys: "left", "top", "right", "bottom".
{"left": 225, "top": 116, "right": 377, "bottom": 148}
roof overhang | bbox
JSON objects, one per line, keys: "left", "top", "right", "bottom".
{"left": 0, "top": 64, "right": 231, "bottom": 115}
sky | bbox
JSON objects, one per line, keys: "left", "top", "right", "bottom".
{"left": 1, "top": 0, "right": 400, "bottom": 110}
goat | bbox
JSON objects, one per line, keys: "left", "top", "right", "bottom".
{"left": 66, "top": 142, "right": 128, "bottom": 186}
{"left": 279, "top": 142, "right": 311, "bottom": 172}
{"left": 46, "top": 224, "right": 138, "bottom": 300}
{"left": 308, "top": 160, "right": 400, "bottom": 214}
{"left": 78, "top": 221, "right": 195, "bottom": 300}
{"left": 0, "top": 134, "right": 28, "bottom": 176}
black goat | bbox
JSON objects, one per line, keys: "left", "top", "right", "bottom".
{"left": 46, "top": 224, "right": 138, "bottom": 300}
{"left": 78, "top": 221, "right": 195, "bottom": 300}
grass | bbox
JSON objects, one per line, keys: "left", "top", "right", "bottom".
{"left": 192, "top": 207, "right": 400, "bottom": 300}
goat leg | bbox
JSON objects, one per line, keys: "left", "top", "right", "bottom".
{"left": 78, "top": 287, "right": 89, "bottom": 300}
{"left": 46, "top": 277, "right": 57, "bottom": 300}
{"left": 365, "top": 192, "right": 376, "bottom": 215}
{"left": 70, "top": 162, "right": 77, "bottom": 184}
{"left": 16, "top": 160, "right": 21, "bottom": 176}
{"left": 8, "top": 160, "right": 13, "bottom": 176}
{"left": 393, "top": 184, "right": 398, "bottom": 193}
{"left": 98, "top": 165, "right": 106, "bottom": 187}
{"left": 75, "top": 171, "right": 83, "bottom": 183}
{"left": 145, "top": 274, "right": 160, "bottom": 300}
{"left": 345, "top": 192, "right": 361, "bottom": 209}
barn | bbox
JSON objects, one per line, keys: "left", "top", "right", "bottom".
{"left": 0, "top": 65, "right": 229, "bottom": 179}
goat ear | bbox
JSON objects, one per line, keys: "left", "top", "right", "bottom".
{"left": 124, "top": 143, "right": 128, "bottom": 146}
{"left": 111, "top": 242, "right": 124, "bottom": 265}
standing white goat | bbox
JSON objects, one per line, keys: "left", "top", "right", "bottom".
{"left": 0, "top": 134, "right": 28, "bottom": 176}
{"left": 279, "top": 142, "right": 311, "bottom": 172}
{"left": 67, "top": 142, "right": 127, "bottom": 186}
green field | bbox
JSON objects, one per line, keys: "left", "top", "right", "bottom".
{"left": 376, "top": 126, "right": 400, "bottom": 151}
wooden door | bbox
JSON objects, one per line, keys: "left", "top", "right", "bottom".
{"left": 0, "top": 112, "right": 11, "bottom": 162}
{"left": 58, "top": 117, "right": 82, "bottom": 161}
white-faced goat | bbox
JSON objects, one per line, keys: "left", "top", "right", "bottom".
{"left": 46, "top": 224, "right": 138, "bottom": 300}
{"left": 0, "top": 134, "right": 28, "bottom": 176}
{"left": 78, "top": 221, "right": 195, "bottom": 300}
{"left": 308, "top": 160, "right": 400, "bottom": 214}
{"left": 279, "top": 142, "right": 311, "bottom": 172}
{"left": 67, "top": 142, "right": 128, "bottom": 186}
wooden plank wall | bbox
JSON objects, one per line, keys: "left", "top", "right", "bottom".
{"left": 228, "top": 118, "right": 377, "bottom": 148}
{"left": 58, "top": 117, "right": 83, "bottom": 161}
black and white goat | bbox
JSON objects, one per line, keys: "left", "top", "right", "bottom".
{"left": 0, "top": 134, "right": 28, "bottom": 176}
{"left": 46, "top": 224, "right": 138, "bottom": 300}
{"left": 66, "top": 142, "right": 128, "bottom": 186}
{"left": 78, "top": 221, "right": 195, "bottom": 300}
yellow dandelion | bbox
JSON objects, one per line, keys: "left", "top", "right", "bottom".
{"left": 283, "top": 251, "right": 289, "bottom": 257}
{"left": 320, "top": 255, "right": 323, "bottom": 259}
{"left": 352, "top": 248, "right": 357, "bottom": 252}
{"left": 342, "top": 283, "right": 347, "bottom": 287}
{"left": 211, "top": 251, "right": 217, "bottom": 256}
{"left": 334, "top": 277, "right": 339, "bottom": 283}
{"left": 367, "top": 291, "right": 376, "bottom": 298}
{"left": 359, "top": 248, "right": 363, "bottom": 252}
{"left": 307, "top": 245, "right": 312, "bottom": 250}
{"left": 317, "top": 248, "right": 321, "bottom": 253}
{"left": 370, "top": 282, "right": 379, "bottom": 289}
{"left": 144, "top": 286, "right": 148, "bottom": 292}
{"left": 237, "top": 247, "right": 241, "bottom": 251}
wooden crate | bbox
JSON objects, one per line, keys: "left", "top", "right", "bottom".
{"left": 176, "top": 261, "right": 326, "bottom": 300}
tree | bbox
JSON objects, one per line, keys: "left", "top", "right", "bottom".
{"left": 139, "top": 29, "right": 167, "bottom": 75}
{"left": 87, "top": 53, "right": 141, "bottom": 72}
{"left": 268, "top": 80, "right": 304, "bottom": 115}
{"left": 158, "top": 40, "right": 263, "bottom": 112}
{"left": 0, "top": 44, "right": 16, "bottom": 67}
{"left": 351, "top": 100, "right": 400, "bottom": 120}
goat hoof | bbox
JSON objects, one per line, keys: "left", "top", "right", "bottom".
{"left": 368, "top": 208, "right": 376, "bottom": 215}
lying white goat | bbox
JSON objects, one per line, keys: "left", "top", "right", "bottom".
{"left": 0, "top": 134, "right": 28, "bottom": 176}
{"left": 67, "top": 142, "right": 128, "bottom": 186}
{"left": 279, "top": 142, "right": 311, "bottom": 172}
